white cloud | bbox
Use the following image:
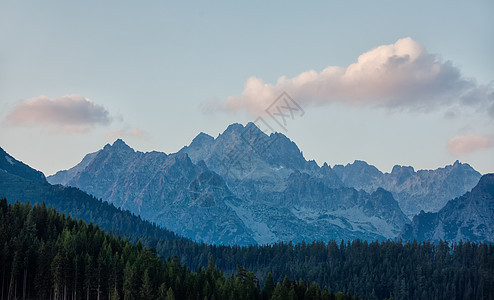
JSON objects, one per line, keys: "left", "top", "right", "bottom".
{"left": 221, "top": 37, "right": 493, "bottom": 116}
{"left": 447, "top": 134, "right": 493, "bottom": 154}
{"left": 6, "top": 95, "right": 111, "bottom": 132}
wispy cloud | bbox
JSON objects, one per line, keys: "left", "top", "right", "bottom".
{"left": 5, "top": 95, "right": 111, "bottom": 132}
{"left": 105, "top": 128, "right": 146, "bottom": 140}
{"left": 447, "top": 134, "right": 493, "bottom": 154}
{"left": 220, "top": 37, "right": 494, "bottom": 116}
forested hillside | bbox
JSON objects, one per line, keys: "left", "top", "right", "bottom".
{"left": 0, "top": 200, "right": 352, "bottom": 300}
{"left": 2, "top": 200, "right": 493, "bottom": 299}
{"left": 2, "top": 148, "right": 494, "bottom": 299}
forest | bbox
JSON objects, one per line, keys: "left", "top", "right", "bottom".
{"left": 1, "top": 199, "right": 493, "bottom": 299}
{"left": 2, "top": 168, "right": 494, "bottom": 299}
{"left": 0, "top": 199, "right": 355, "bottom": 300}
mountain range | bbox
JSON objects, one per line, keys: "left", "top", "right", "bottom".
{"left": 2, "top": 126, "right": 493, "bottom": 300}
{"left": 46, "top": 122, "right": 488, "bottom": 244}
{"left": 333, "top": 159, "right": 481, "bottom": 217}
{"left": 400, "top": 173, "right": 494, "bottom": 242}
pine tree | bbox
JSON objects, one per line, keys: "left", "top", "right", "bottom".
{"left": 157, "top": 282, "right": 167, "bottom": 300}
{"left": 262, "top": 272, "right": 275, "bottom": 300}
{"left": 165, "top": 287, "right": 175, "bottom": 300}
{"left": 139, "top": 269, "right": 154, "bottom": 300}
{"left": 123, "top": 261, "right": 136, "bottom": 300}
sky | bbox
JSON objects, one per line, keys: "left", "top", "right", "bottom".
{"left": 1, "top": 1, "right": 493, "bottom": 175}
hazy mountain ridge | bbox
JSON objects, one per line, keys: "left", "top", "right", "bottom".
{"left": 333, "top": 160, "right": 481, "bottom": 217}
{"left": 44, "top": 122, "right": 487, "bottom": 245}
{"left": 58, "top": 140, "right": 255, "bottom": 245}
{"left": 47, "top": 124, "right": 409, "bottom": 244}
{"left": 0, "top": 146, "right": 184, "bottom": 245}
{"left": 181, "top": 123, "right": 410, "bottom": 242}
{"left": 48, "top": 150, "right": 100, "bottom": 185}
{"left": 400, "top": 173, "right": 494, "bottom": 242}
{"left": 0, "top": 147, "right": 46, "bottom": 183}
{"left": 4, "top": 146, "right": 493, "bottom": 299}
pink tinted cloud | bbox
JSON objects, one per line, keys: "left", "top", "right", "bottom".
{"left": 447, "top": 134, "right": 493, "bottom": 154}
{"left": 6, "top": 95, "right": 111, "bottom": 132}
{"left": 220, "top": 37, "right": 493, "bottom": 116}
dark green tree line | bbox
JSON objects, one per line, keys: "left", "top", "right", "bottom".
{"left": 2, "top": 171, "right": 493, "bottom": 299}
{"left": 0, "top": 199, "right": 350, "bottom": 300}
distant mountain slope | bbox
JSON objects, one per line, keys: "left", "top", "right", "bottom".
{"left": 0, "top": 145, "right": 237, "bottom": 270}
{"left": 48, "top": 149, "right": 100, "bottom": 185}
{"left": 2, "top": 145, "right": 494, "bottom": 299}
{"left": 0, "top": 146, "right": 182, "bottom": 245}
{"left": 400, "top": 173, "right": 494, "bottom": 243}
{"left": 50, "top": 140, "right": 255, "bottom": 245}
{"left": 333, "top": 160, "right": 481, "bottom": 217}
{"left": 180, "top": 123, "right": 410, "bottom": 242}
{"left": 49, "top": 124, "right": 410, "bottom": 244}
{"left": 0, "top": 147, "right": 46, "bottom": 183}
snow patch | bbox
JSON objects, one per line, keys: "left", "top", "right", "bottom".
{"left": 291, "top": 206, "right": 398, "bottom": 238}
{"left": 225, "top": 200, "right": 276, "bottom": 244}
{"left": 5, "top": 156, "right": 14, "bottom": 165}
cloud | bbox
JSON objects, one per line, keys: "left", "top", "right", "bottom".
{"left": 6, "top": 95, "right": 111, "bottom": 132}
{"left": 221, "top": 37, "right": 493, "bottom": 116}
{"left": 105, "top": 128, "right": 146, "bottom": 140}
{"left": 447, "top": 134, "right": 493, "bottom": 154}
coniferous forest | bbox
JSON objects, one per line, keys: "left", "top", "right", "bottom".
{"left": 2, "top": 165, "right": 494, "bottom": 299}
{"left": 1, "top": 199, "right": 493, "bottom": 299}
{"left": 0, "top": 199, "right": 356, "bottom": 300}
{"left": 3, "top": 0, "right": 494, "bottom": 298}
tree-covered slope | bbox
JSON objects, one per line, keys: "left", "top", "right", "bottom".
{"left": 1, "top": 200, "right": 353, "bottom": 300}
{"left": 2, "top": 146, "right": 494, "bottom": 299}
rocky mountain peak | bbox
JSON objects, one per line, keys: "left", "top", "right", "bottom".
{"left": 353, "top": 160, "right": 370, "bottom": 167}
{"left": 391, "top": 165, "right": 415, "bottom": 174}
{"left": 245, "top": 121, "right": 266, "bottom": 134}
{"left": 189, "top": 132, "right": 214, "bottom": 149}
{"left": 41, "top": 122, "right": 488, "bottom": 245}
{"left": 332, "top": 160, "right": 383, "bottom": 190}
{"left": 222, "top": 123, "right": 246, "bottom": 135}
{"left": 400, "top": 173, "right": 494, "bottom": 242}
{"left": 342, "top": 160, "right": 383, "bottom": 176}
{"left": 441, "top": 160, "right": 477, "bottom": 174}
{"left": 105, "top": 139, "right": 134, "bottom": 152}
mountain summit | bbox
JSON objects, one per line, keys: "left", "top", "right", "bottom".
{"left": 47, "top": 125, "right": 408, "bottom": 244}
{"left": 46, "top": 123, "right": 484, "bottom": 244}
{"left": 50, "top": 139, "right": 253, "bottom": 245}
{"left": 333, "top": 160, "right": 481, "bottom": 217}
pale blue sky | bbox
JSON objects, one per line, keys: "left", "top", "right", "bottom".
{"left": 1, "top": 1, "right": 493, "bottom": 175}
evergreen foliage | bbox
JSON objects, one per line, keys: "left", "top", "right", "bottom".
{"left": 2, "top": 167, "right": 494, "bottom": 299}
{"left": 0, "top": 199, "right": 351, "bottom": 300}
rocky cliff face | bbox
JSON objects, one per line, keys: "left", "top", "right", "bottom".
{"left": 46, "top": 123, "right": 487, "bottom": 245}
{"left": 400, "top": 174, "right": 494, "bottom": 243}
{"left": 49, "top": 139, "right": 255, "bottom": 245}
{"left": 333, "top": 160, "right": 481, "bottom": 217}
{"left": 48, "top": 150, "right": 100, "bottom": 185}
{"left": 48, "top": 124, "right": 410, "bottom": 245}
{"left": 180, "top": 123, "right": 411, "bottom": 242}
